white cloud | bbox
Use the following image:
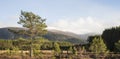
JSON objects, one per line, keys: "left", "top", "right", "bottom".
{"left": 48, "top": 17, "right": 120, "bottom": 34}
{"left": 46, "top": 0, "right": 120, "bottom": 34}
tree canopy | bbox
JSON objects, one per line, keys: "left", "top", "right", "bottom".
{"left": 18, "top": 11, "right": 47, "bottom": 37}
{"left": 89, "top": 37, "right": 108, "bottom": 55}
{"left": 102, "top": 27, "right": 120, "bottom": 51}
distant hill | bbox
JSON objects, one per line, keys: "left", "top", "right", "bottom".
{"left": 44, "top": 29, "right": 84, "bottom": 44}
{"left": 79, "top": 33, "right": 99, "bottom": 40}
{"left": 0, "top": 27, "right": 84, "bottom": 44}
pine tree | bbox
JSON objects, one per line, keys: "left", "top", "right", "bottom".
{"left": 89, "top": 37, "right": 108, "bottom": 58}
{"left": 72, "top": 47, "right": 77, "bottom": 55}
{"left": 18, "top": 11, "right": 47, "bottom": 57}
{"left": 69, "top": 46, "right": 73, "bottom": 53}
{"left": 54, "top": 42, "right": 61, "bottom": 55}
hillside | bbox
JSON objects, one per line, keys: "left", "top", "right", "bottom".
{"left": 0, "top": 27, "right": 84, "bottom": 44}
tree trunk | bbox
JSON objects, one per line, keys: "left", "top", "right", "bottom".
{"left": 30, "top": 38, "right": 33, "bottom": 57}
{"left": 30, "top": 46, "right": 33, "bottom": 57}
{"left": 21, "top": 50, "right": 24, "bottom": 59}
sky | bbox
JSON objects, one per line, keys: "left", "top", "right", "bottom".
{"left": 0, "top": 0, "right": 120, "bottom": 34}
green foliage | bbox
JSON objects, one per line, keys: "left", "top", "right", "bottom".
{"left": 12, "top": 38, "right": 31, "bottom": 50}
{"left": 69, "top": 46, "right": 73, "bottom": 53}
{"left": 72, "top": 47, "right": 77, "bottom": 55}
{"left": 6, "top": 47, "right": 20, "bottom": 56}
{"left": 33, "top": 49, "right": 41, "bottom": 56}
{"left": 58, "top": 41, "right": 73, "bottom": 50}
{"left": 0, "top": 39, "right": 13, "bottom": 50}
{"left": 53, "top": 42, "right": 61, "bottom": 54}
{"left": 18, "top": 11, "right": 47, "bottom": 37}
{"left": 115, "top": 40, "right": 120, "bottom": 52}
{"left": 0, "top": 39, "right": 73, "bottom": 51}
{"left": 11, "top": 47, "right": 20, "bottom": 55}
{"left": 6, "top": 48, "right": 11, "bottom": 55}
{"left": 89, "top": 37, "right": 109, "bottom": 56}
{"left": 41, "top": 42, "right": 53, "bottom": 50}
{"left": 68, "top": 46, "right": 77, "bottom": 55}
{"left": 58, "top": 41, "right": 73, "bottom": 46}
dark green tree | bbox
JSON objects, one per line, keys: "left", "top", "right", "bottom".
{"left": 18, "top": 11, "right": 47, "bottom": 57}
{"left": 102, "top": 27, "right": 120, "bottom": 51}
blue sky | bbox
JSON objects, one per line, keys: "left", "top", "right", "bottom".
{"left": 0, "top": 0, "right": 120, "bottom": 34}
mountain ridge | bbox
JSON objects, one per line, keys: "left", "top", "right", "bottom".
{"left": 0, "top": 27, "right": 85, "bottom": 44}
